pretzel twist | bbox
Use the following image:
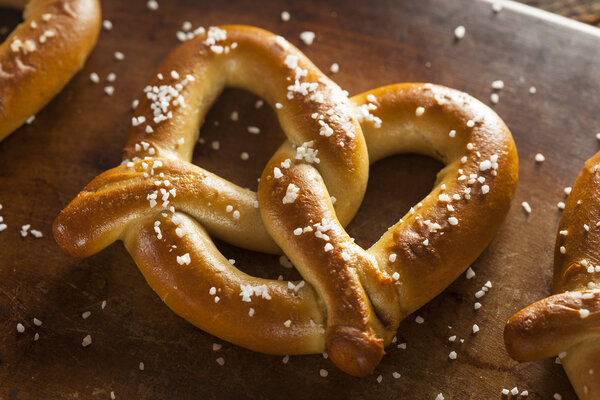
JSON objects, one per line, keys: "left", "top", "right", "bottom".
{"left": 505, "top": 153, "right": 600, "bottom": 399}
{"left": 54, "top": 25, "right": 518, "bottom": 376}
{"left": 0, "top": 0, "right": 101, "bottom": 141}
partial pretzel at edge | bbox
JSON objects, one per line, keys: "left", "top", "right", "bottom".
{"left": 505, "top": 151, "right": 600, "bottom": 398}
{"left": 0, "top": 0, "right": 101, "bottom": 141}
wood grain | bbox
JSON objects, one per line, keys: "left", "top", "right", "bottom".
{"left": 519, "top": 0, "right": 600, "bottom": 26}
{"left": 1, "top": 0, "right": 599, "bottom": 399}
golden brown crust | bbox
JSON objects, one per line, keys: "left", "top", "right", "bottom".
{"left": 562, "top": 338, "right": 600, "bottom": 399}
{"left": 554, "top": 151, "right": 600, "bottom": 293}
{"left": 359, "top": 84, "right": 518, "bottom": 315}
{"left": 325, "top": 326, "right": 384, "bottom": 377}
{"left": 0, "top": 0, "right": 101, "bottom": 141}
{"left": 504, "top": 290, "right": 600, "bottom": 361}
{"left": 505, "top": 152, "right": 600, "bottom": 398}
{"left": 54, "top": 26, "right": 518, "bottom": 377}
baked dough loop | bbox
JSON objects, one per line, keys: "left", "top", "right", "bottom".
{"left": 0, "top": 0, "right": 101, "bottom": 142}
{"left": 505, "top": 153, "right": 600, "bottom": 399}
{"left": 54, "top": 25, "right": 518, "bottom": 377}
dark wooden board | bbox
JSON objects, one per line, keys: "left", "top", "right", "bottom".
{"left": 1, "top": 0, "right": 600, "bottom": 398}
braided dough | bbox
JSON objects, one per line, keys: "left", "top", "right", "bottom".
{"left": 54, "top": 25, "right": 518, "bottom": 376}
{"left": 0, "top": 0, "right": 101, "bottom": 142}
{"left": 505, "top": 153, "right": 600, "bottom": 399}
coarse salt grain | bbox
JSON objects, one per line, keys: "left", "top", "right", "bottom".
{"left": 491, "top": 80, "right": 504, "bottom": 90}
{"left": 454, "top": 25, "right": 466, "bottom": 39}
{"left": 82, "top": 334, "right": 92, "bottom": 347}
{"left": 176, "top": 253, "right": 191, "bottom": 265}
{"left": 299, "top": 31, "right": 315, "bottom": 45}
{"left": 466, "top": 267, "right": 475, "bottom": 279}
{"left": 522, "top": 201, "right": 531, "bottom": 214}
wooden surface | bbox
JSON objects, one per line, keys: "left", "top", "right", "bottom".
{"left": 1, "top": 0, "right": 600, "bottom": 399}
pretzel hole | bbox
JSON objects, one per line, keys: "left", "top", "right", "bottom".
{"left": 190, "top": 88, "right": 301, "bottom": 280}
{"left": 192, "top": 88, "right": 285, "bottom": 191}
{"left": 346, "top": 154, "right": 443, "bottom": 249}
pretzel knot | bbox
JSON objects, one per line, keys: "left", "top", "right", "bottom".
{"left": 505, "top": 152, "right": 600, "bottom": 398}
{"left": 54, "top": 25, "right": 518, "bottom": 376}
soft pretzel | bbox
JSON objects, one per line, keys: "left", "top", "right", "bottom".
{"left": 53, "top": 25, "right": 518, "bottom": 377}
{"left": 505, "top": 153, "right": 600, "bottom": 399}
{"left": 0, "top": 0, "right": 101, "bottom": 142}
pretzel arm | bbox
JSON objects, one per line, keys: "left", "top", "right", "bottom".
{"left": 0, "top": 0, "right": 101, "bottom": 141}
{"left": 259, "top": 144, "right": 401, "bottom": 377}
{"left": 53, "top": 159, "right": 279, "bottom": 258}
{"left": 504, "top": 290, "right": 600, "bottom": 361}
{"left": 356, "top": 84, "right": 518, "bottom": 316}
{"left": 123, "top": 211, "right": 327, "bottom": 355}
